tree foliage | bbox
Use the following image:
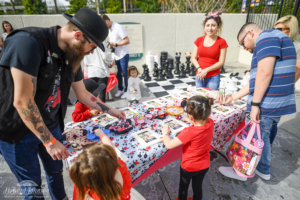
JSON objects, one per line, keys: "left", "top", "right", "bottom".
{"left": 105, "top": 0, "right": 122, "bottom": 13}
{"left": 23, "top": 0, "right": 47, "bottom": 14}
{"left": 67, "top": 0, "right": 86, "bottom": 14}
{"left": 135, "top": 0, "right": 160, "bottom": 13}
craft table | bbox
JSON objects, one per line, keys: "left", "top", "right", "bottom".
{"left": 64, "top": 101, "right": 245, "bottom": 186}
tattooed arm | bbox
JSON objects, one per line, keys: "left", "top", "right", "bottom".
{"left": 72, "top": 80, "right": 126, "bottom": 120}
{"left": 11, "top": 67, "right": 69, "bottom": 160}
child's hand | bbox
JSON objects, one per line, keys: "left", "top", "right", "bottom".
{"left": 90, "top": 109, "right": 100, "bottom": 116}
{"left": 94, "top": 129, "right": 106, "bottom": 140}
{"left": 131, "top": 89, "right": 137, "bottom": 93}
{"left": 181, "top": 113, "right": 189, "bottom": 123}
{"left": 162, "top": 125, "right": 171, "bottom": 136}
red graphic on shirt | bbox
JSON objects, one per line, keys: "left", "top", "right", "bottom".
{"left": 45, "top": 86, "right": 61, "bottom": 109}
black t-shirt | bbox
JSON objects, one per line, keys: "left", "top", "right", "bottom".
{"left": 0, "top": 31, "right": 82, "bottom": 129}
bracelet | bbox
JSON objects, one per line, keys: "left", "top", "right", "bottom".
{"left": 230, "top": 96, "right": 234, "bottom": 102}
{"left": 251, "top": 101, "right": 260, "bottom": 107}
{"left": 44, "top": 137, "right": 56, "bottom": 148}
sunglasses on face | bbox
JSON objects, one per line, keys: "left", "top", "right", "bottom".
{"left": 83, "top": 34, "right": 96, "bottom": 51}
{"left": 275, "top": 27, "right": 290, "bottom": 31}
{"left": 239, "top": 32, "right": 248, "bottom": 48}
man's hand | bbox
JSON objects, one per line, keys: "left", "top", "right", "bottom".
{"left": 250, "top": 106, "right": 260, "bottom": 123}
{"left": 109, "top": 42, "right": 116, "bottom": 47}
{"left": 45, "top": 141, "right": 69, "bottom": 160}
{"left": 218, "top": 95, "right": 232, "bottom": 105}
{"left": 108, "top": 108, "right": 126, "bottom": 120}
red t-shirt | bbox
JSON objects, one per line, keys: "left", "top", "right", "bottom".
{"left": 72, "top": 160, "right": 132, "bottom": 200}
{"left": 177, "top": 118, "right": 214, "bottom": 172}
{"left": 194, "top": 36, "right": 228, "bottom": 77}
{"left": 72, "top": 102, "right": 92, "bottom": 122}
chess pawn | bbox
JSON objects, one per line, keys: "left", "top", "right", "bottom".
{"left": 153, "top": 62, "right": 159, "bottom": 77}
{"left": 189, "top": 64, "right": 197, "bottom": 76}
{"left": 179, "top": 63, "right": 187, "bottom": 78}
{"left": 140, "top": 64, "right": 148, "bottom": 79}
{"left": 156, "top": 68, "right": 166, "bottom": 81}
{"left": 185, "top": 55, "right": 191, "bottom": 75}
{"left": 166, "top": 65, "right": 174, "bottom": 79}
{"left": 144, "top": 68, "right": 152, "bottom": 81}
{"left": 174, "top": 52, "right": 181, "bottom": 75}
{"left": 168, "top": 58, "right": 174, "bottom": 69}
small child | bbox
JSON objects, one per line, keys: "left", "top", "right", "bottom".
{"left": 69, "top": 129, "right": 132, "bottom": 200}
{"left": 72, "top": 79, "right": 105, "bottom": 122}
{"left": 127, "top": 66, "right": 141, "bottom": 105}
{"left": 162, "top": 96, "right": 214, "bottom": 200}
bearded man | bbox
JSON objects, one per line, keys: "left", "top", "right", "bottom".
{"left": 0, "top": 8, "right": 125, "bottom": 200}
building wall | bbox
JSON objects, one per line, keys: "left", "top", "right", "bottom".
{"left": 0, "top": 13, "right": 250, "bottom": 69}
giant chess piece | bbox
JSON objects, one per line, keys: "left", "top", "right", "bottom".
{"left": 174, "top": 52, "right": 181, "bottom": 75}
{"left": 185, "top": 53, "right": 191, "bottom": 75}
{"left": 160, "top": 51, "right": 168, "bottom": 68}
{"left": 168, "top": 58, "right": 174, "bottom": 70}
{"left": 156, "top": 68, "right": 166, "bottom": 81}
{"left": 153, "top": 62, "right": 159, "bottom": 77}
{"left": 143, "top": 67, "right": 152, "bottom": 81}
{"left": 140, "top": 64, "right": 148, "bottom": 80}
{"left": 178, "top": 63, "right": 187, "bottom": 78}
{"left": 166, "top": 64, "right": 174, "bottom": 79}
{"left": 189, "top": 64, "right": 197, "bottom": 76}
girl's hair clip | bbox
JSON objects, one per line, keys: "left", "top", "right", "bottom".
{"left": 205, "top": 11, "right": 222, "bottom": 18}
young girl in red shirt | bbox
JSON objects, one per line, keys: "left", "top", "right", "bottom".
{"left": 162, "top": 95, "right": 214, "bottom": 200}
{"left": 69, "top": 129, "right": 132, "bottom": 200}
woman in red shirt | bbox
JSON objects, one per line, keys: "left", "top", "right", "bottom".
{"left": 191, "top": 12, "right": 228, "bottom": 90}
{"left": 70, "top": 129, "right": 132, "bottom": 200}
{"left": 163, "top": 96, "right": 214, "bottom": 200}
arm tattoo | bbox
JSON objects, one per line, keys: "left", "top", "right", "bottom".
{"left": 90, "top": 96, "right": 97, "bottom": 102}
{"left": 21, "top": 99, "right": 51, "bottom": 143}
{"left": 32, "top": 78, "right": 37, "bottom": 96}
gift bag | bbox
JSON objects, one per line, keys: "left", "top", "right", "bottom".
{"left": 226, "top": 121, "right": 264, "bottom": 178}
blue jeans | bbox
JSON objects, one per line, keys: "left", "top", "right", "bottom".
{"left": 195, "top": 74, "right": 220, "bottom": 90}
{"left": 116, "top": 54, "right": 129, "bottom": 92}
{"left": 246, "top": 115, "right": 280, "bottom": 175}
{"left": 0, "top": 126, "right": 66, "bottom": 200}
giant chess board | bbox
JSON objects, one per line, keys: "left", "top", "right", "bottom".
{"left": 143, "top": 73, "right": 247, "bottom": 98}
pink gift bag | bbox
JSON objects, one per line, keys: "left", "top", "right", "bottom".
{"left": 226, "top": 121, "right": 264, "bottom": 178}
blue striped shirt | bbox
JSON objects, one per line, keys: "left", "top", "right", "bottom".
{"left": 247, "top": 29, "right": 296, "bottom": 116}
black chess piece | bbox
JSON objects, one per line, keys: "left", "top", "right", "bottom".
{"left": 189, "top": 64, "right": 197, "bottom": 76}
{"left": 153, "top": 62, "right": 159, "bottom": 77}
{"left": 178, "top": 63, "right": 187, "bottom": 78}
{"left": 140, "top": 64, "right": 148, "bottom": 80}
{"left": 144, "top": 67, "right": 152, "bottom": 81}
{"left": 156, "top": 68, "right": 166, "bottom": 81}
{"left": 166, "top": 64, "right": 174, "bottom": 79}
{"left": 174, "top": 52, "right": 181, "bottom": 75}
{"left": 185, "top": 55, "right": 191, "bottom": 75}
{"left": 168, "top": 58, "right": 174, "bottom": 69}
{"left": 160, "top": 51, "right": 168, "bottom": 67}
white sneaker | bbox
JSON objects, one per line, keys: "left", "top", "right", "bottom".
{"left": 121, "top": 92, "right": 127, "bottom": 99}
{"left": 255, "top": 170, "right": 270, "bottom": 180}
{"left": 218, "top": 166, "right": 247, "bottom": 181}
{"left": 115, "top": 90, "right": 123, "bottom": 98}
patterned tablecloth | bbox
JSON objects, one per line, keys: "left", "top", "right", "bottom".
{"left": 64, "top": 101, "right": 245, "bottom": 184}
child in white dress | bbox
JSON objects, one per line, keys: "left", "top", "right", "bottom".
{"left": 127, "top": 66, "right": 141, "bottom": 105}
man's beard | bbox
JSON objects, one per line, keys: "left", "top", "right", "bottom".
{"left": 65, "top": 40, "right": 88, "bottom": 73}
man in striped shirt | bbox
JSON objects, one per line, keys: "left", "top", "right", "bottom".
{"left": 219, "top": 23, "right": 296, "bottom": 181}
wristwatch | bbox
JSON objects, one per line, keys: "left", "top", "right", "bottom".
{"left": 251, "top": 101, "right": 260, "bottom": 107}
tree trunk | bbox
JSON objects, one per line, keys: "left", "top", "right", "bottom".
{"left": 53, "top": 0, "right": 59, "bottom": 13}
{"left": 129, "top": 0, "right": 134, "bottom": 13}
{"left": 95, "top": 0, "right": 99, "bottom": 14}
{"left": 10, "top": 0, "right": 16, "bottom": 14}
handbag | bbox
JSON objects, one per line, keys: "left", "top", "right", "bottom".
{"left": 226, "top": 121, "right": 264, "bottom": 178}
